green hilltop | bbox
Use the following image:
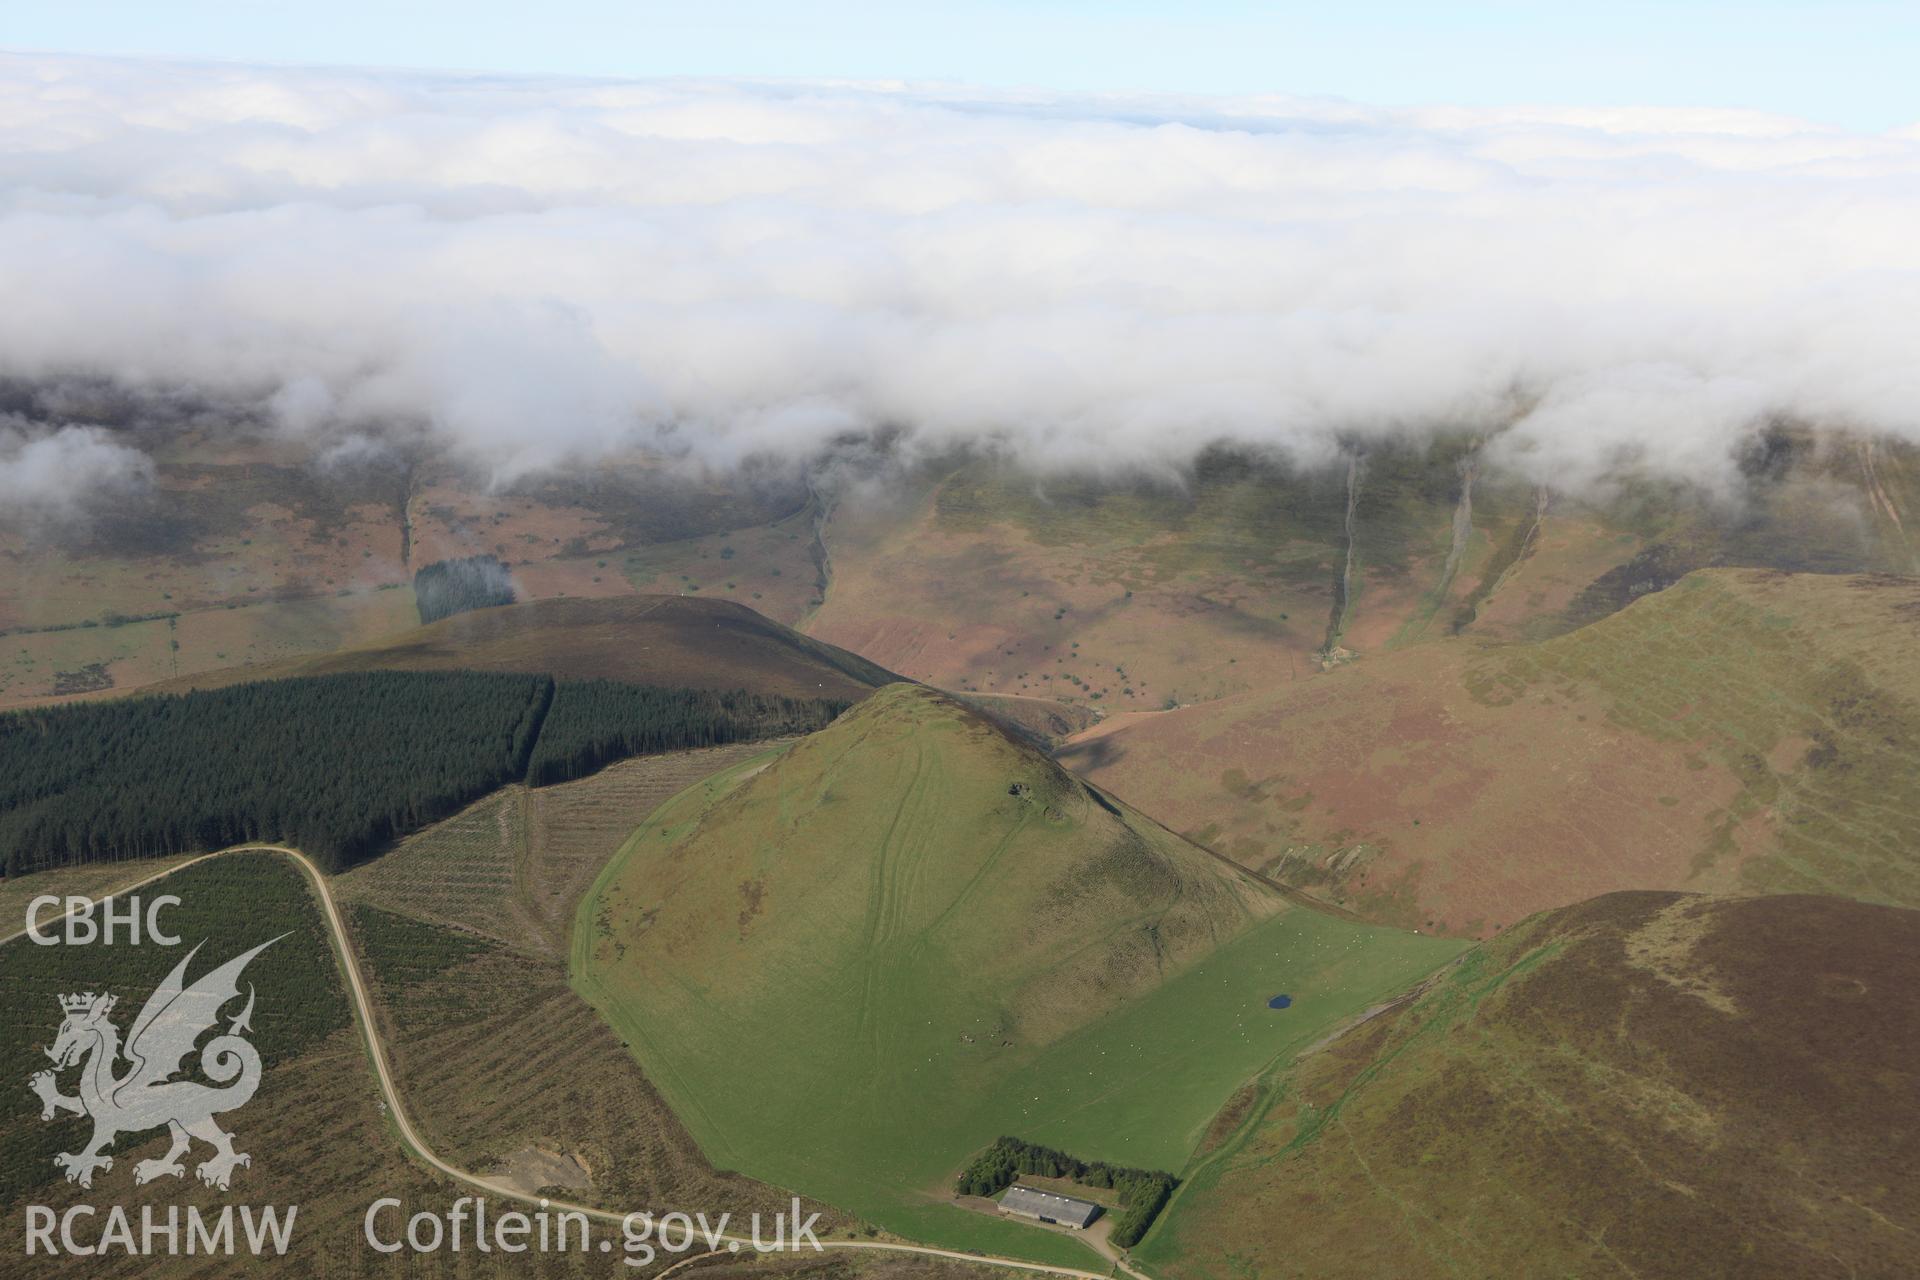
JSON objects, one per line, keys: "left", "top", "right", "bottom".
{"left": 572, "top": 683, "right": 1462, "bottom": 1268}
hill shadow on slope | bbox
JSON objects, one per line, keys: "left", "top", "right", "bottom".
{"left": 143, "top": 594, "right": 901, "bottom": 703}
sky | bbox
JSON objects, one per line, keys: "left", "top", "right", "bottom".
{"left": 7, "top": 1, "right": 1919, "bottom": 133}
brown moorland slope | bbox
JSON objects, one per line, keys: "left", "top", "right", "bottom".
{"left": 1061, "top": 568, "right": 1920, "bottom": 936}
{"left": 1140, "top": 892, "right": 1920, "bottom": 1280}
{"left": 140, "top": 594, "right": 900, "bottom": 702}
{"left": 803, "top": 435, "right": 1920, "bottom": 714}
{"left": 12, "top": 425, "right": 1914, "bottom": 711}
{"left": 0, "top": 410, "right": 821, "bottom": 707}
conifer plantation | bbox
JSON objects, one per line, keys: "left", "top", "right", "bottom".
{"left": 0, "top": 671, "right": 847, "bottom": 877}
{"left": 412, "top": 554, "right": 518, "bottom": 624}
{"left": 526, "top": 679, "right": 847, "bottom": 785}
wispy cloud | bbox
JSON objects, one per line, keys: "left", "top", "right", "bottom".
{"left": 0, "top": 419, "right": 154, "bottom": 521}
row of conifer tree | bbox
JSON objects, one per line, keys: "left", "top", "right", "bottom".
{"left": 955, "top": 1136, "right": 1177, "bottom": 1247}
{"left": 0, "top": 670, "right": 845, "bottom": 877}
{"left": 413, "top": 554, "right": 518, "bottom": 624}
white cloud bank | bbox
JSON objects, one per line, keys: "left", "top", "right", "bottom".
{"left": 1, "top": 52, "right": 1917, "bottom": 493}
{"left": 0, "top": 420, "right": 154, "bottom": 520}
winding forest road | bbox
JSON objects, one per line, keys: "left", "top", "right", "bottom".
{"left": 8, "top": 844, "right": 1146, "bottom": 1280}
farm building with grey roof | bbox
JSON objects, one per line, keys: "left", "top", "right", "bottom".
{"left": 998, "top": 1184, "right": 1102, "bottom": 1229}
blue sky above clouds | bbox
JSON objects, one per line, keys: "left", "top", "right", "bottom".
{"left": 7, "top": 1, "right": 1917, "bottom": 131}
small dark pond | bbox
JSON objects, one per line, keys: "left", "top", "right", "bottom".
{"left": 1267, "top": 994, "right": 1293, "bottom": 1009}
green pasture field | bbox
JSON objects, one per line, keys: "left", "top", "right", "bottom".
{"left": 573, "top": 741, "right": 1463, "bottom": 1270}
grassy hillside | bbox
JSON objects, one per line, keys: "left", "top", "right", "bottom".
{"left": 1063, "top": 569, "right": 1920, "bottom": 936}
{"left": 142, "top": 594, "right": 898, "bottom": 703}
{"left": 572, "top": 684, "right": 1463, "bottom": 1268}
{"left": 1141, "top": 891, "right": 1920, "bottom": 1279}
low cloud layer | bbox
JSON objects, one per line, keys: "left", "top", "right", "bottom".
{"left": 2, "top": 52, "right": 1917, "bottom": 499}
{"left": 0, "top": 419, "right": 153, "bottom": 521}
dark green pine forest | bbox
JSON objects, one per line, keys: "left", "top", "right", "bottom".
{"left": 412, "top": 554, "right": 518, "bottom": 624}
{"left": 527, "top": 679, "right": 848, "bottom": 785}
{"left": 0, "top": 671, "right": 845, "bottom": 877}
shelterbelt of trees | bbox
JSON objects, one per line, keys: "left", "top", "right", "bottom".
{"left": 413, "top": 554, "right": 518, "bottom": 624}
{"left": 0, "top": 671, "right": 846, "bottom": 877}
{"left": 957, "top": 1136, "right": 1177, "bottom": 1248}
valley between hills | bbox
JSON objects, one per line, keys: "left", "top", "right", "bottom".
{"left": 4, "top": 435, "right": 1918, "bottom": 1279}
